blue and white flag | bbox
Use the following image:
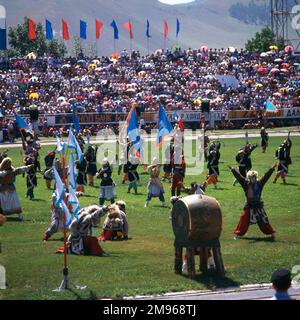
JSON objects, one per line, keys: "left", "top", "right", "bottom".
{"left": 67, "top": 129, "right": 84, "bottom": 163}
{"left": 56, "top": 135, "right": 66, "bottom": 154}
{"left": 68, "top": 152, "right": 77, "bottom": 190}
{"left": 67, "top": 187, "right": 80, "bottom": 221}
{"left": 53, "top": 167, "right": 66, "bottom": 206}
{"left": 59, "top": 200, "right": 73, "bottom": 227}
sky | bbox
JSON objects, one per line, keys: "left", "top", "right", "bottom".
{"left": 158, "top": 0, "right": 195, "bottom": 5}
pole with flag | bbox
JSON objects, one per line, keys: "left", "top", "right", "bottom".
{"left": 0, "top": 5, "right": 7, "bottom": 50}
{"left": 80, "top": 20, "right": 87, "bottom": 40}
{"left": 110, "top": 20, "right": 119, "bottom": 53}
{"left": 164, "top": 20, "right": 168, "bottom": 51}
{"left": 62, "top": 19, "right": 70, "bottom": 41}
{"left": 95, "top": 19, "right": 103, "bottom": 56}
{"left": 28, "top": 18, "right": 36, "bottom": 41}
{"left": 14, "top": 113, "right": 34, "bottom": 150}
{"left": 176, "top": 18, "right": 180, "bottom": 47}
{"left": 121, "top": 103, "right": 143, "bottom": 161}
{"left": 124, "top": 20, "right": 133, "bottom": 53}
{"left": 72, "top": 103, "right": 81, "bottom": 133}
{"left": 146, "top": 19, "right": 151, "bottom": 55}
{"left": 45, "top": 19, "right": 53, "bottom": 40}
{"left": 157, "top": 105, "right": 175, "bottom": 149}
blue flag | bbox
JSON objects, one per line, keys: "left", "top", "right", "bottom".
{"left": 176, "top": 18, "right": 180, "bottom": 38}
{"left": 46, "top": 19, "right": 53, "bottom": 40}
{"left": 72, "top": 103, "right": 80, "bottom": 133}
{"left": 146, "top": 19, "right": 151, "bottom": 38}
{"left": 0, "top": 28, "right": 6, "bottom": 50}
{"left": 53, "top": 167, "right": 66, "bottom": 206}
{"left": 80, "top": 20, "right": 87, "bottom": 40}
{"left": 157, "top": 105, "right": 174, "bottom": 147}
{"left": 68, "top": 129, "right": 84, "bottom": 163}
{"left": 14, "top": 113, "right": 33, "bottom": 133}
{"left": 110, "top": 20, "right": 119, "bottom": 39}
{"left": 266, "top": 100, "right": 276, "bottom": 111}
{"left": 68, "top": 153, "right": 77, "bottom": 190}
{"left": 122, "top": 105, "right": 142, "bottom": 159}
{"left": 0, "top": 8, "right": 7, "bottom": 50}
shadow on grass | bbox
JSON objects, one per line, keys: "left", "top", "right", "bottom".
{"left": 6, "top": 217, "right": 22, "bottom": 222}
{"left": 67, "top": 287, "right": 98, "bottom": 300}
{"left": 182, "top": 273, "right": 240, "bottom": 290}
{"left": 239, "top": 236, "right": 277, "bottom": 243}
{"left": 31, "top": 198, "right": 46, "bottom": 202}
{"left": 282, "top": 183, "right": 299, "bottom": 187}
{"left": 152, "top": 205, "right": 171, "bottom": 209}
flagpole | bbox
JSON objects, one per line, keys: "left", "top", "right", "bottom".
{"left": 54, "top": 148, "right": 69, "bottom": 291}
{"left": 113, "top": 38, "right": 116, "bottom": 53}
{"left": 147, "top": 37, "right": 149, "bottom": 56}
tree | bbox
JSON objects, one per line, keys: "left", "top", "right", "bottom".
{"left": 245, "top": 27, "right": 284, "bottom": 53}
{"left": 71, "top": 36, "right": 84, "bottom": 58}
{"left": 47, "top": 39, "right": 67, "bottom": 58}
{"left": 7, "top": 17, "right": 67, "bottom": 58}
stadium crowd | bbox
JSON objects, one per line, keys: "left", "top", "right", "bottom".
{"left": 0, "top": 46, "right": 300, "bottom": 139}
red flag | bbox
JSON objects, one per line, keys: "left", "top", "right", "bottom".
{"left": 62, "top": 19, "right": 70, "bottom": 40}
{"left": 95, "top": 19, "right": 103, "bottom": 39}
{"left": 124, "top": 20, "right": 133, "bottom": 40}
{"left": 164, "top": 20, "right": 168, "bottom": 41}
{"left": 28, "top": 18, "right": 36, "bottom": 40}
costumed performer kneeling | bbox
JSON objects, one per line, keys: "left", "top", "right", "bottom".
{"left": 99, "top": 200, "right": 129, "bottom": 241}
{"left": 67, "top": 205, "right": 109, "bottom": 256}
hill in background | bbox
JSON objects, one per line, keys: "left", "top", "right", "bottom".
{"left": 2, "top": 0, "right": 264, "bottom": 55}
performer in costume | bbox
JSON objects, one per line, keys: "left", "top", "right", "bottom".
{"left": 99, "top": 202, "right": 129, "bottom": 241}
{"left": 68, "top": 205, "right": 109, "bottom": 256}
{"left": 76, "top": 157, "right": 87, "bottom": 196}
{"left": 97, "top": 158, "right": 116, "bottom": 206}
{"left": 127, "top": 160, "right": 139, "bottom": 194}
{"left": 187, "top": 181, "right": 208, "bottom": 195}
{"left": 228, "top": 163, "right": 277, "bottom": 240}
{"left": 206, "top": 148, "right": 220, "bottom": 188}
{"left": 233, "top": 143, "right": 257, "bottom": 186}
{"left": 144, "top": 158, "right": 166, "bottom": 208}
{"left": 85, "top": 145, "right": 98, "bottom": 187}
{"left": 244, "top": 142, "right": 257, "bottom": 172}
{"left": 260, "top": 127, "right": 269, "bottom": 153}
{"left": 43, "top": 193, "right": 71, "bottom": 241}
{"left": 0, "top": 157, "right": 34, "bottom": 221}
{"left": 171, "top": 156, "right": 186, "bottom": 197}
{"left": 24, "top": 155, "right": 37, "bottom": 200}
{"left": 274, "top": 137, "right": 292, "bottom": 184}
{"left": 162, "top": 138, "right": 174, "bottom": 182}
{"left": 43, "top": 149, "right": 56, "bottom": 189}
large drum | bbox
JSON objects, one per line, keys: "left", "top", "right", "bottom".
{"left": 171, "top": 195, "right": 222, "bottom": 247}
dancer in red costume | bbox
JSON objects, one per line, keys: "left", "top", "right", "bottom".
{"left": 227, "top": 162, "right": 278, "bottom": 240}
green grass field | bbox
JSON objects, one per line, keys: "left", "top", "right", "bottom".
{"left": 0, "top": 136, "right": 299, "bottom": 300}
